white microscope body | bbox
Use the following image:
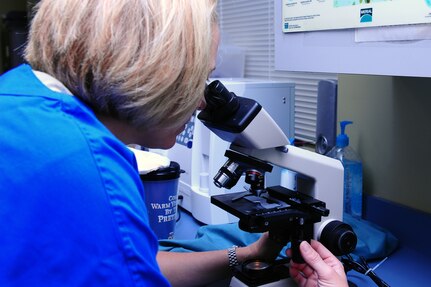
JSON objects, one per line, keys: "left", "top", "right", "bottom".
{"left": 199, "top": 80, "right": 357, "bottom": 287}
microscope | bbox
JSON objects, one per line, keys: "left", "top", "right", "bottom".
{"left": 198, "top": 80, "right": 357, "bottom": 287}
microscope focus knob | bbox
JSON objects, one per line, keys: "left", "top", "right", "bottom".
{"left": 319, "top": 220, "right": 357, "bottom": 256}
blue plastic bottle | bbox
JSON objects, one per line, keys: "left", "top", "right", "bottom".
{"left": 326, "top": 121, "right": 363, "bottom": 218}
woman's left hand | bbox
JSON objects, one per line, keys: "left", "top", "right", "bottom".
{"left": 237, "top": 232, "right": 285, "bottom": 263}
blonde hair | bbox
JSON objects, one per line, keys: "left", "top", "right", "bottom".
{"left": 25, "top": 0, "right": 218, "bottom": 129}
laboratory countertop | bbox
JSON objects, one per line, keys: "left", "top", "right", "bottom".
{"left": 173, "top": 194, "right": 431, "bottom": 287}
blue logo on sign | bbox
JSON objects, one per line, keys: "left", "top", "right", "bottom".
{"left": 284, "top": 23, "right": 289, "bottom": 29}
{"left": 360, "top": 8, "right": 373, "bottom": 23}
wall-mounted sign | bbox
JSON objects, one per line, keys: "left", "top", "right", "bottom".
{"left": 282, "top": 0, "right": 431, "bottom": 33}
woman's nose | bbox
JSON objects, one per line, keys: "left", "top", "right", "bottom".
{"left": 196, "top": 98, "right": 206, "bottom": 111}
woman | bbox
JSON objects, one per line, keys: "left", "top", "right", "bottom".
{"left": 0, "top": 0, "right": 348, "bottom": 286}
{"left": 0, "top": 0, "right": 282, "bottom": 286}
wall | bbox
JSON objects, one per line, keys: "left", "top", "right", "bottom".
{"left": 338, "top": 75, "right": 431, "bottom": 214}
{"left": 0, "top": 0, "right": 28, "bottom": 73}
{"left": 0, "top": 1, "right": 27, "bottom": 15}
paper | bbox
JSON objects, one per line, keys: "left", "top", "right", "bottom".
{"left": 282, "top": 0, "right": 431, "bottom": 33}
{"left": 355, "top": 23, "right": 431, "bottom": 42}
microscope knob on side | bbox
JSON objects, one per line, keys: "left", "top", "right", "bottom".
{"left": 319, "top": 220, "right": 357, "bottom": 256}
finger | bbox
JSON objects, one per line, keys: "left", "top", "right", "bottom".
{"left": 299, "top": 241, "right": 333, "bottom": 276}
{"left": 289, "top": 266, "right": 307, "bottom": 286}
{"left": 300, "top": 264, "right": 315, "bottom": 277}
{"left": 312, "top": 240, "right": 349, "bottom": 279}
{"left": 285, "top": 248, "right": 291, "bottom": 258}
{"left": 309, "top": 240, "right": 339, "bottom": 261}
{"left": 289, "top": 259, "right": 314, "bottom": 278}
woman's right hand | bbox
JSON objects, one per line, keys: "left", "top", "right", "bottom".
{"left": 288, "top": 240, "right": 348, "bottom": 287}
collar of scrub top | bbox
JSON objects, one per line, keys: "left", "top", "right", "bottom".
{"left": 32, "top": 69, "right": 171, "bottom": 174}
{"left": 32, "top": 70, "right": 73, "bottom": 95}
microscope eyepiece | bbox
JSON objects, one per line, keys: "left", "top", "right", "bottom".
{"left": 203, "top": 80, "right": 240, "bottom": 121}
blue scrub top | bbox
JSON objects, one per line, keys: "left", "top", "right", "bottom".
{"left": 0, "top": 65, "right": 170, "bottom": 287}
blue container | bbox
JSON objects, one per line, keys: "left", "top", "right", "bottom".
{"left": 140, "top": 161, "right": 181, "bottom": 239}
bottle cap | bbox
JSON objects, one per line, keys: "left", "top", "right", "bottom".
{"left": 336, "top": 121, "right": 353, "bottom": 148}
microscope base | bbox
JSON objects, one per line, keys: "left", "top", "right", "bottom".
{"left": 230, "top": 276, "right": 296, "bottom": 287}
